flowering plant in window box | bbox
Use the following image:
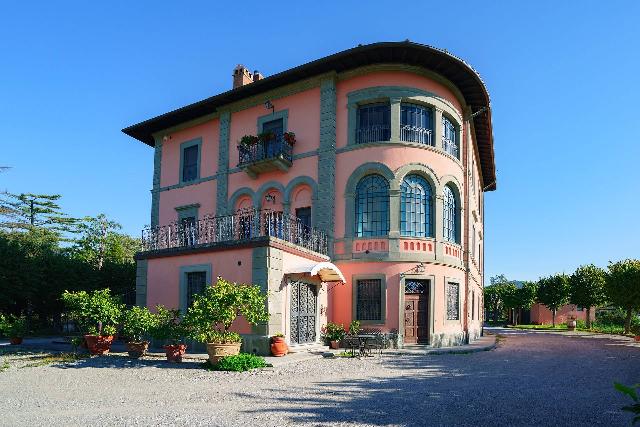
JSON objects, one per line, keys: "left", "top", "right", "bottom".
{"left": 239, "top": 135, "right": 258, "bottom": 146}
{"left": 283, "top": 131, "right": 296, "bottom": 145}
{"left": 258, "top": 131, "right": 275, "bottom": 143}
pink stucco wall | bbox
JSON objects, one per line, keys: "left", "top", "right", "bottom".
{"left": 330, "top": 262, "right": 465, "bottom": 334}
{"left": 147, "top": 249, "right": 254, "bottom": 334}
{"left": 160, "top": 119, "right": 219, "bottom": 187}
{"left": 530, "top": 303, "right": 595, "bottom": 325}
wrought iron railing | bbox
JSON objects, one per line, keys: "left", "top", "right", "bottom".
{"left": 141, "top": 209, "right": 329, "bottom": 255}
{"left": 442, "top": 137, "right": 459, "bottom": 158}
{"left": 238, "top": 137, "right": 293, "bottom": 166}
{"left": 400, "top": 125, "right": 433, "bottom": 145}
{"left": 356, "top": 125, "right": 391, "bottom": 144}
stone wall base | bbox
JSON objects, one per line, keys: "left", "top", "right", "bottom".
{"left": 241, "top": 334, "right": 271, "bottom": 356}
{"left": 430, "top": 331, "right": 467, "bottom": 348}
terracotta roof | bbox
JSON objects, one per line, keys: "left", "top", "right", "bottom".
{"left": 122, "top": 41, "right": 496, "bottom": 190}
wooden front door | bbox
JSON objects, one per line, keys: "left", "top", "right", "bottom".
{"left": 404, "top": 280, "right": 429, "bottom": 344}
{"left": 290, "top": 281, "right": 317, "bottom": 344}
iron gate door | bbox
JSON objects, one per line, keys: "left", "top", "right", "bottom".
{"left": 290, "top": 281, "right": 317, "bottom": 344}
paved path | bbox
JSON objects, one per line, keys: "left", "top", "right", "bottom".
{"left": 0, "top": 330, "right": 638, "bottom": 426}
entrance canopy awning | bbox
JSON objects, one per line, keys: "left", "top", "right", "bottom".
{"left": 285, "top": 261, "right": 346, "bottom": 283}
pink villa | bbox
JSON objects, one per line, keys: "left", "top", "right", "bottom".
{"left": 123, "top": 41, "right": 496, "bottom": 353}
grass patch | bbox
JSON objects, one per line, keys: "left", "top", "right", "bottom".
{"left": 508, "top": 324, "right": 568, "bottom": 330}
{"left": 0, "top": 359, "right": 9, "bottom": 372}
{"left": 335, "top": 351, "right": 356, "bottom": 358}
{"left": 202, "top": 353, "right": 270, "bottom": 372}
{"left": 21, "top": 353, "right": 87, "bottom": 368}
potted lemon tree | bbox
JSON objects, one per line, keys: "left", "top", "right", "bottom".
{"left": 121, "top": 306, "right": 158, "bottom": 359}
{"left": 151, "top": 306, "right": 188, "bottom": 363}
{"left": 183, "top": 277, "right": 269, "bottom": 365}
{"left": 0, "top": 314, "right": 28, "bottom": 345}
{"left": 62, "top": 289, "right": 123, "bottom": 355}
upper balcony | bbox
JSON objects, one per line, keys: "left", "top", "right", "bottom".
{"left": 139, "top": 209, "right": 329, "bottom": 257}
{"left": 237, "top": 133, "right": 294, "bottom": 178}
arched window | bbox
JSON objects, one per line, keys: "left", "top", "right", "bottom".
{"left": 400, "top": 174, "right": 432, "bottom": 237}
{"left": 442, "top": 116, "right": 459, "bottom": 159}
{"left": 355, "top": 174, "right": 389, "bottom": 237}
{"left": 443, "top": 185, "right": 458, "bottom": 243}
{"left": 400, "top": 103, "right": 433, "bottom": 145}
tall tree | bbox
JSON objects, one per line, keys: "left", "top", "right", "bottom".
{"left": 72, "top": 214, "right": 140, "bottom": 269}
{"left": 513, "top": 282, "right": 538, "bottom": 325}
{"left": 569, "top": 264, "right": 607, "bottom": 329}
{"left": 0, "top": 192, "right": 79, "bottom": 237}
{"left": 537, "top": 274, "right": 570, "bottom": 327}
{"left": 485, "top": 274, "right": 511, "bottom": 323}
{"left": 605, "top": 259, "right": 640, "bottom": 334}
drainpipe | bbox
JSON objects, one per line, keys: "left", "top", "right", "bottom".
{"left": 463, "top": 109, "right": 471, "bottom": 344}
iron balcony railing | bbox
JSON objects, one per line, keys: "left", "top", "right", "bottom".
{"left": 442, "top": 137, "right": 459, "bottom": 158}
{"left": 400, "top": 125, "right": 433, "bottom": 145}
{"left": 356, "top": 125, "right": 391, "bottom": 144}
{"left": 141, "top": 209, "right": 329, "bottom": 256}
{"left": 238, "top": 137, "right": 293, "bottom": 167}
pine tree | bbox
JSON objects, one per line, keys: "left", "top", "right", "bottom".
{"left": 0, "top": 192, "right": 79, "bottom": 237}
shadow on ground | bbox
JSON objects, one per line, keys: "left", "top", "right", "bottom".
{"left": 236, "top": 333, "right": 639, "bottom": 426}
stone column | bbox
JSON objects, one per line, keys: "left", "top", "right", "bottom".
{"left": 388, "top": 188, "right": 401, "bottom": 239}
{"left": 434, "top": 194, "right": 444, "bottom": 260}
{"left": 434, "top": 108, "right": 443, "bottom": 150}
{"left": 390, "top": 97, "right": 402, "bottom": 142}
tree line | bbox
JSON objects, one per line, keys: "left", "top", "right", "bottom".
{"left": 0, "top": 192, "right": 140, "bottom": 332}
{"left": 484, "top": 260, "right": 640, "bottom": 334}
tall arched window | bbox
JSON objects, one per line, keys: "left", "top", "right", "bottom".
{"left": 442, "top": 116, "right": 459, "bottom": 159}
{"left": 355, "top": 174, "right": 389, "bottom": 237}
{"left": 443, "top": 185, "right": 458, "bottom": 243}
{"left": 400, "top": 174, "right": 432, "bottom": 237}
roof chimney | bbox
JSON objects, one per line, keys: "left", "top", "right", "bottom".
{"left": 253, "top": 70, "right": 264, "bottom": 82}
{"left": 233, "top": 65, "right": 253, "bottom": 89}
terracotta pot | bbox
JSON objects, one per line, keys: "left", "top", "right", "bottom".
{"left": 330, "top": 340, "right": 340, "bottom": 350}
{"left": 164, "top": 344, "right": 187, "bottom": 363}
{"left": 9, "top": 337, "right": 23, "bottom": 345}
{"left": 270, "top": 337, "right": 288, "bottom": 357}
{"left": 206, "top": 342, "right": 241, "bottom": 364}
{"left": 84, "top": 335, "right": 114, "bottom": 355}
{"left": 126, "top": 341, "right": 149, "bottom": 359}
{"left": 634, "top": 336, "right": 640, "bottom": 342}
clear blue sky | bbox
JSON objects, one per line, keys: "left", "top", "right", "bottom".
{"left": 1, "top": 1, "right": 638, "bottom": 283}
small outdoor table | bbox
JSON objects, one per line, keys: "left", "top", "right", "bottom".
{"left": 355, "top": 334, "right": 376, "bottom": 357}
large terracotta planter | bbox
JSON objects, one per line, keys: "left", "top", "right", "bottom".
{"left": 330, "top": 340, "right": 340, "bottom": 350}
{"left": 9, "top": 337, "right": 23, "bottom": 345}
{"left": 206, "top": 342, "right": 241, "bottom": 364}
{"left": 270, "top": 337, "right": 288, "bottom": 357}
{"left": 164, "top": 344, "right": 187, "bottom": 363}
{"left": 126, "top": 341, "right": 149, "bottom": 359}
{"left": 84, "top": 335, "right": 114, "bottom": 355}
{"left": 567, "top": 320, "right": 577, "bottom": 331}
{"left": 634, "top": 336, "right": 640, "bottom": 342}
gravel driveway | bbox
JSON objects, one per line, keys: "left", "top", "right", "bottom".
{"left": 0, "top": 330, "right": 638, "bottom": 426}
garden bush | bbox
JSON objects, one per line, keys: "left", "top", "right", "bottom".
{"left": 206, "top": 353, "right": 268, "bottom": 372}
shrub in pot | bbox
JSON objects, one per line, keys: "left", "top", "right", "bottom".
{"left": 122, "top": 306, "right": 158, "bottom": 359}
{"left": 270, "top": 332, "right": 288, "bottom": 357}
{"left": 151, "top": 306, "right": 187, "bottom": 363}
{"left": 322, "top": 322, "right": 345, "bottom": 349}
{"left": 0, "top": 314, "right": 28, "bottom": 345}
{"left": 62, "top": 289, "right": 123, "bottom": 355}
{"left": 183, "top": 277, "right": 269, "bottom": 365}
